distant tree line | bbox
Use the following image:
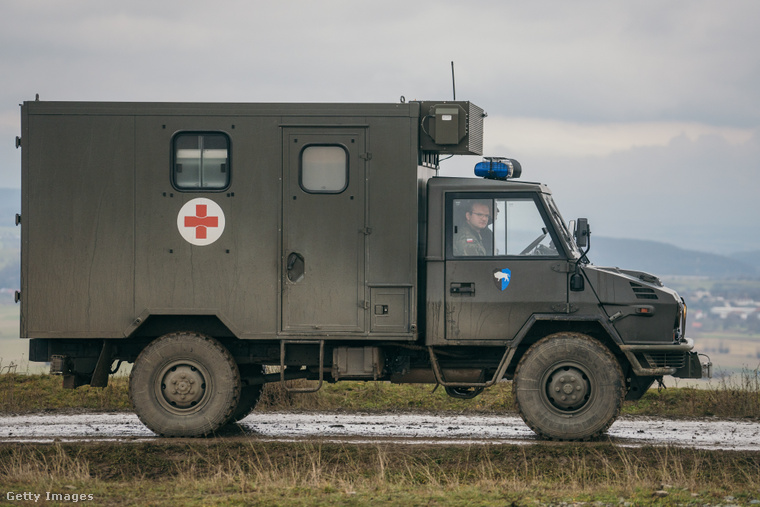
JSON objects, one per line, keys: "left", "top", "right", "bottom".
{"left": 709, "top": 282, "right": 760, "bottom": 301}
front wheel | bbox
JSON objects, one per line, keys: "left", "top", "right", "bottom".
{"left": 129, "top": 332, "right": 241, "bottom": 437}
{"left": 513, "top": 333, "right": 624, "bottom": 441}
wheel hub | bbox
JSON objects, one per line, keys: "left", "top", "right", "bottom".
{"left": 161, "top": 365, "right": 206, "bottom": 409}
{"left": 546, "top": 366, "right": 590, "bottom": 411}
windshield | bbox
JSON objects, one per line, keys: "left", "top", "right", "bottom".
{"left": 543, "top": 195, "right": 581, "bottom": 259}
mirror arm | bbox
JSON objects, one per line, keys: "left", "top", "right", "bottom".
{"left": 570, "top": 233, "right": 590, "bottom": 291}
{"left": 578, "top": 231, "right": 591, "bottom": 265}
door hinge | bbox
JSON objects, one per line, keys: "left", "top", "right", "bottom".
{"left": 360, "top": 227, "right": 372, "bottom": 235}
{"left": 551, "top": 262, "right": 575, "bottom": 273}
{"left": 360, "top": 300, "right": 370, "bottom": 309}
{"left": 360, "top": 153, "right": 372, "bottom": 160}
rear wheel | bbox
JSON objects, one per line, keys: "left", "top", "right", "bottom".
{"left": 129, "top": 332, "right": 240, "bottom": 437}
{"left": 513, "top": 332, "right": 624, "bottom": 440}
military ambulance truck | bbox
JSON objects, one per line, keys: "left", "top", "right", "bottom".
{"left": 16, "top": 98, "right": 710, "bottom": 440}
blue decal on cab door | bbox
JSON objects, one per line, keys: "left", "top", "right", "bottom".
{"left": 493, "top": 268, "right": 511, "bottom": 291}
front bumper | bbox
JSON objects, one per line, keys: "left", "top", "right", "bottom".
{"left": 620, "top": 338, "right": 712, "bottom": 379}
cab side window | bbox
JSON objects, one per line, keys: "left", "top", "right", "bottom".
{"left": 453, "top": 199, "right": 494, "bottom": 256}
{"left": 452, "top": 197, "right": 558, "bottom": 257}
{"left": 494, "top": 198, "right": 557, "bottom": 256}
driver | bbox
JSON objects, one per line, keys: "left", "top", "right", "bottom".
{"left": 454, "top": 201, "right": 491, "bottom": 256}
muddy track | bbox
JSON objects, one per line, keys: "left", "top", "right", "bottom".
{"left": 1, "top": 412, "right": 759, "bottom": 450}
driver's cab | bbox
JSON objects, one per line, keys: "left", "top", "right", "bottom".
{"left": 426, "top": 177, "right": 571, "bottom": 345}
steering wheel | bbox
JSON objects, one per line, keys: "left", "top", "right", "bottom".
{"left": 520, "top": 229, "right": 548, "bottom": 255}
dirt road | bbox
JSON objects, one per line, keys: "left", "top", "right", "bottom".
{"left": 1, "top": 412, "right": 758, "bottom": 450}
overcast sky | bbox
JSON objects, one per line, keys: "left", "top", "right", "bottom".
{"left": 1, "top": 0, "right": 758, "bottom": 254}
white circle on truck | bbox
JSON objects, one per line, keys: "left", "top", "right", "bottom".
{"left": 177, "top": 198, "right": 226, "bottom": 246}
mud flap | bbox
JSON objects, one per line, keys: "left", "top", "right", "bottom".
{"left": 89, "top": 340, "right": 115, "bottom": 387}
{"left": 672, "top": 351, "right": 712, "bottom": 379}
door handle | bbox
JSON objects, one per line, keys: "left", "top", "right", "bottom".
{"left": 450, "top": 282, "right": 475, "bottom": 295}
{"left": 286, "top": 252, "right": 305, "bottom": 282}
{"left": 287, "top": 252, "right": 299, "bottom": 270}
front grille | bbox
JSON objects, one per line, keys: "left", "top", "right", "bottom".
{"left": 630, "top": 282, "right": 658, "bottom": 300}
{"left": 642, "top": 352, "right": 687, "bottom": 369}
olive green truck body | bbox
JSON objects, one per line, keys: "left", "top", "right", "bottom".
{"left": 18, "top": 99, "right": 709, "bottom": 439}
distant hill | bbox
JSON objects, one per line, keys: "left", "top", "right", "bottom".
{"left": 589, "top": 237, "right": 756, "bottom": 277}
{"left": 729, "top": 250, "right": 760, "bottom": 273}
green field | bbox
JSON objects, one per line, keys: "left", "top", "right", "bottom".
{"left": 693, "top": 331, "right": 760, "bottom": 378}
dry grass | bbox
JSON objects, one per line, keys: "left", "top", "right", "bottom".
{"left": 0, "top": 444, "right": 91, "bottom": 484}
{"left": 256, "top": 377, "right": 516, "bottom": 413}
{"left": 623, "top": 367, "right": 760, "bottom": 419}
{"left": 0, "top": 441, "right": 758, "bottom": 505}
{"left": 0, "top": 372, "right": 131, "bottom": 414}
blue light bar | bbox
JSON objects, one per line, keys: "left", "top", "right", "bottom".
{"left": 474, "top": 157, "right": 522, "bottom": 180}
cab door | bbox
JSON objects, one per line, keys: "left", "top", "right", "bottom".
{"left": 281, "top": 129, "right": 367, "bottom": 333}
{"left": 444, "top": 194, "right": 567, "bottom": 342}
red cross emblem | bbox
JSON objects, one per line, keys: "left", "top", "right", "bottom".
{"left": 177, "top": 198, "right": 226, "bottom": 246}
{"left": 184, "top": 204, "right": 219, "bottom": 240}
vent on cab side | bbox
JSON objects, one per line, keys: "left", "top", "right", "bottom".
{"left": 630, "top": 282, "right": 658, "bottom": 300}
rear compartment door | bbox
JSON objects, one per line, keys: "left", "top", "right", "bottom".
{"left": 444, "top": 194, "right": 567, "bottom": 342}
{"left": 282, "top": 129, "right": 367, "bottom": 333}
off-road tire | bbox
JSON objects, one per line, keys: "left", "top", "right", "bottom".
{"left": 513, "top": 332, "right": 625, "bottom": 441}
{"left": 230, "top": 364, "right": 265, "bottom": 422}
{"left": 129, "top": 332, "right": 241, "bottom": 437}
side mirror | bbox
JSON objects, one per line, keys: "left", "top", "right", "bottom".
{"left": 574, "top": 218, "right": 590, "bottom": 249}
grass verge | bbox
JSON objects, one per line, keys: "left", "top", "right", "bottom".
{"left": 0, "top": 441, "right": 759, "bottom": 506}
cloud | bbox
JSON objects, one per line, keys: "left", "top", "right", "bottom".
{"left": 529, "top": 130, "right": 760, "bottom": 254}
{"left": 0, "top": 110, "right": 19, "bottom": 131}
{"left": 484, "top": 117, "right": 756, "bottom": 159}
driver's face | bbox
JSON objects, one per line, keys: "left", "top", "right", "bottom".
{"left": 466, "top": 203, "right": 490, "bottom": 230}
